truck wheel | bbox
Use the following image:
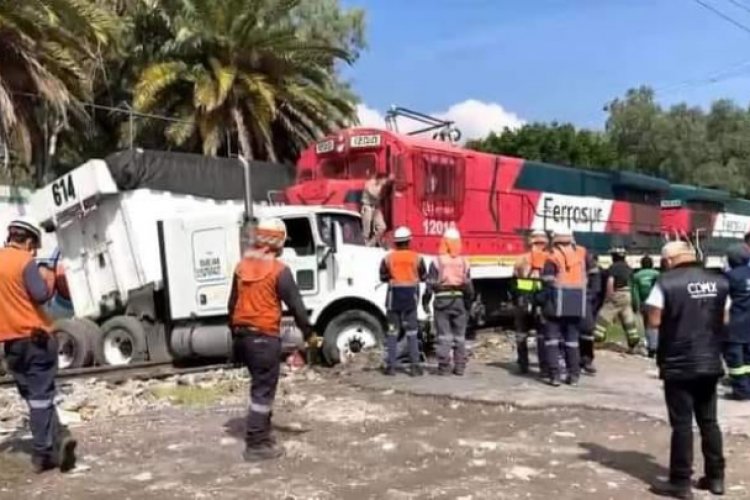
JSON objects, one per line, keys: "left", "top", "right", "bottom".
{"left": 322, "top": 310, "right": 384, "bottom": 365}
{"left": 97, "top": 316, "right": 148, "bottom": 366}
{"left": 53, "top": 318, "right": 99, "bottom": 370}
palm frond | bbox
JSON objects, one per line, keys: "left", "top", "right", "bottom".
{"left": 134, "top": 61, "right": 186, "bottom": 110}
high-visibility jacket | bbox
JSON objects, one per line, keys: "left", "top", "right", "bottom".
{"left": 434, "top": 253, "right": 469, "bottom": 298}
{"left": 514, "top": 249, "right": 547, "bottom": 293}
{"left": 231, "top": 253, "right": 286, "bottom": 335}
{"left": 386, "top": 249, "right": 421, "bottom": 287}
{"left": 545, "top": 244, "right": 588, "bottom": 318}
{"left": 0, "top": 247, "right": 52, "bottom": 342}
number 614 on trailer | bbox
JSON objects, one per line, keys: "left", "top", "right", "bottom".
{"left": 39, "top": 160, "right": 119, "bottom": 218}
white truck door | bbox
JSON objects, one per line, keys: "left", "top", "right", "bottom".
{"left": 158, "top": 214, "right": 241, "bottom": 321}
{"left": 279, "top": 216, "right": 319, "bottom": 296}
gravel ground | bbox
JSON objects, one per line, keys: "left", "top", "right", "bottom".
{"left": 2, "top": 364, "right": 750, "bottom": 500}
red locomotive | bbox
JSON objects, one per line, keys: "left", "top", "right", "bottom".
{"left": 285, "top": 108, "right": 748, "bottom": 321}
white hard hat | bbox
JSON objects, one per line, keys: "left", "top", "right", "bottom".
{"left": 8, "top": 216, "right": 42, "bottom": 243}
{"left": 393, "top": 226, "right": 412, "bottom": 243}
{"left": 254, "top": 217, "right": 287, "bottom": 249}
{"left": 443, "top": 227, "right": 460, "bottom": 240}
{"left": 553, "top": 227, "right": 573, "bottom": 237}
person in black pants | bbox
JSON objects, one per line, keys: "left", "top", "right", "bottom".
{"left": 645, "top": 241, "right": 728, "bottom": 499}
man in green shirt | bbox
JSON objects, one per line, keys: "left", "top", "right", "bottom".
{"left": 632, "top": 255, "right": 660, "bottom": 358}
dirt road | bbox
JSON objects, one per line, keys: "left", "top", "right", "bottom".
{"left": 2, "top": 363, "right": 750, "bottom": 500}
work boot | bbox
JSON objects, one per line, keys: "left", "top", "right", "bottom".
{"left": 650, "top": 481, "right": 693, "bottom": 499}
{"left": 453, "top": 365, "right": 465, "bottom": 376}
{"left": 696, "top": 476, "right": 724, "bottom": 495}
{"left": 437, "top": 364, "right": 451, "bottom": 376}
{"left": 408, "top": 364, "right": 423, "bottom": 377}
{"left": 31, "top": 455, "right": 55, "bottom": 474}
{"left": 518, "top": 362, "right": 530, "bottom": 375}
{"left": 648, "top": 350, "right": 657, "bottom": 359}
{"left": 243, "top": 443, "right": 284, "bottom": 462}
{"left": 581, "top": 362, "right": 597, "bottom": 376}
{"left": 546, "top": 376, "right": 561, "bottom": 387}
{"left": 382, "top": 365, "right": 396, "bottom": 376}
{"left": 566, "top": 376, "right": 579, "bottom": 386}
{"left": 55, "top": 427, "right": 77, "bottom": 473}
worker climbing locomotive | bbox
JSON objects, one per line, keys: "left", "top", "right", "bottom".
{"left": 285, "top": 106, "right": 750, "bottom": 324}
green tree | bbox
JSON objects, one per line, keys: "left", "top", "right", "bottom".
{"left": 467, "top": 122, "right": 616, "bottom": 169}
{"left": 132, "top": 0, "right": 362, "bottom": 162}
{"left": 0, "top": 0, "right": 117, "bottom": 182}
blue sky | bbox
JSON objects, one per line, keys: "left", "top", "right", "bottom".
{"left": 342, "top": 0, "right": 750, "bottom": 137}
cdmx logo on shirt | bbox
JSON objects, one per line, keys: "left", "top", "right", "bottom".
{"left": 687, "top": 281, "right": 718, "bottom": 299}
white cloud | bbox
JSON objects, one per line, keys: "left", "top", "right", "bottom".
{"left": 355, "top": 99, "right": 524, "bottom": 142}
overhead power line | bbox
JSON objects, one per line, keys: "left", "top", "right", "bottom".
{"left": 692, "top": 0, "right": 750, "bottom": 36}
{"left": 11, "top": 90, "right": 192, "bottom": 124}
{"left": 726, "top": 0, "right": 750, "bottom": 16}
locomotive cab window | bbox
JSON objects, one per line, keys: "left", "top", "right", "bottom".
{"left": 348, "top": 154, "right": 377, "bottom": 179}
{"left": 414, "top": 152, "right": 466, "bottom": 220}
{"left": 320, "top": 158, "right": 346, "bottom": 179}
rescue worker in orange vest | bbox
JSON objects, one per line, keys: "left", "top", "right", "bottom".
{"left": 540, "top": 228, "right": 589, "bottom": 387}
{"left": 0, "top": 217, "right": 77, "bottom": 473}
{"left": 380, "top": 226, "right": 427, "bottom": 376}
{"left": 422, "top": 227, "right": 474, "bottom": 376}
{"left": 513, "top": 229, "right": 550, "bottom": 375}
{"left": 228, "top": 218, "right": 315, "bottom": 462}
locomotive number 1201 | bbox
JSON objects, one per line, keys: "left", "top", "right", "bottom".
{"left": 422, "top": 219, "right": 456, "bottom": 236}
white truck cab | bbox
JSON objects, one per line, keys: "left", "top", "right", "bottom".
{"left": 31, "top": 156, "right": 394, "bottom": 369}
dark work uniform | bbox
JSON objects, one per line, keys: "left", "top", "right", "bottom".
{"left": 0, "top": 247, "right": 74, "bottom": 471}
{"left": 580, "top": 255, "right": 601, "bottom": 370}
{"left": 653, "top": 262, "right": 728, "bottom": 488}
{"left": 724, "top": 249, "right": 750, "bottom": 399}
{"left": 228, "top": 257, "right": 312, "bottom": 451}
{"left": 379, "top": 250, "right": 427, "bottom": 371}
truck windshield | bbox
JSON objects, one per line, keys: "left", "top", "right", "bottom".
{"left": 317, "top": 213, "right": 366, "bottom": 246}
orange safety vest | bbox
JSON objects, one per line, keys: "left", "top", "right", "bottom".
{"left": 547, "top": 244, "right": 587, "bottom": 318}
{"left": 231, "top": 253, "right": 286, "bottom": 335}
{"left": 549, "top": 244, "right": 587, "bottom": 287}
{"left": 436, "top": 254, "right": 469, "bottom": 287}
{"left": 515, "top": 248, "right": 548, "bottom": 279}
{"left": 386, "top": 249, "right": 420, "bottom": 287}
{"left": 0, "top": 247, "right": 52, "bottom": 342}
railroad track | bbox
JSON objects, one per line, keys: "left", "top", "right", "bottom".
{"left": 0, "top": 360, "right": 235, "bottom": 387}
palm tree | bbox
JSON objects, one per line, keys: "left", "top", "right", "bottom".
{"left": 0, "top": 0, "right": 116, "bottom": 177}
{"left": 132, "top": 0, "right": 358, "bottom": 161}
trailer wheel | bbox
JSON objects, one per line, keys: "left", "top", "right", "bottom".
{"left": 97, "top": 316, "right": 148, "bottom": 366}
{"left": 54, "top": 318, "right": 99, "bottom": 370}
{"left": 322, "top": 310, "right": 384, "bottom": 365}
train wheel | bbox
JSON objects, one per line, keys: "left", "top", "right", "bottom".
{"left": 97, "top": 316, "right": 148, "bottom": 366}
{"left": 322, "top": 310, "right": 384, "bottom": 365}
{"left": 54, "top": 318, "right": 99, "bottom": 369}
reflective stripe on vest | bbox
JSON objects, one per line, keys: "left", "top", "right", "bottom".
{"left": 387, "top": 250, "right": 420, "bottom": 287}
{"left": 0, "top": 247, "right": 52, "bottom": 342}
{"left": 516, "top": 278, "right": 542, "bottom": 292}
{"left": 231, "top": 253, "right": 286, "bottom": 335}
{"left": 437, "top": 254, "right": 468, "bottom": 287}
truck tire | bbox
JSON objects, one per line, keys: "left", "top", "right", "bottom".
{"left": 322, "top": 310, "right": 384, "bottom": 365}
{"left": 53, "top": 318, "right": 99, "bottom": 370}
{"left": 97, "top": 316, "right": 148, "bottom": 366}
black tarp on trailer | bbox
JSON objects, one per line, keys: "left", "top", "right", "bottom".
{"left": 104, "top": 149, "right": 295, "bottom": 202}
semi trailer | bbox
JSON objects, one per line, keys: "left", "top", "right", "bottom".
{"left": 31, "top": 152, "right": 399, "bottom": 369}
